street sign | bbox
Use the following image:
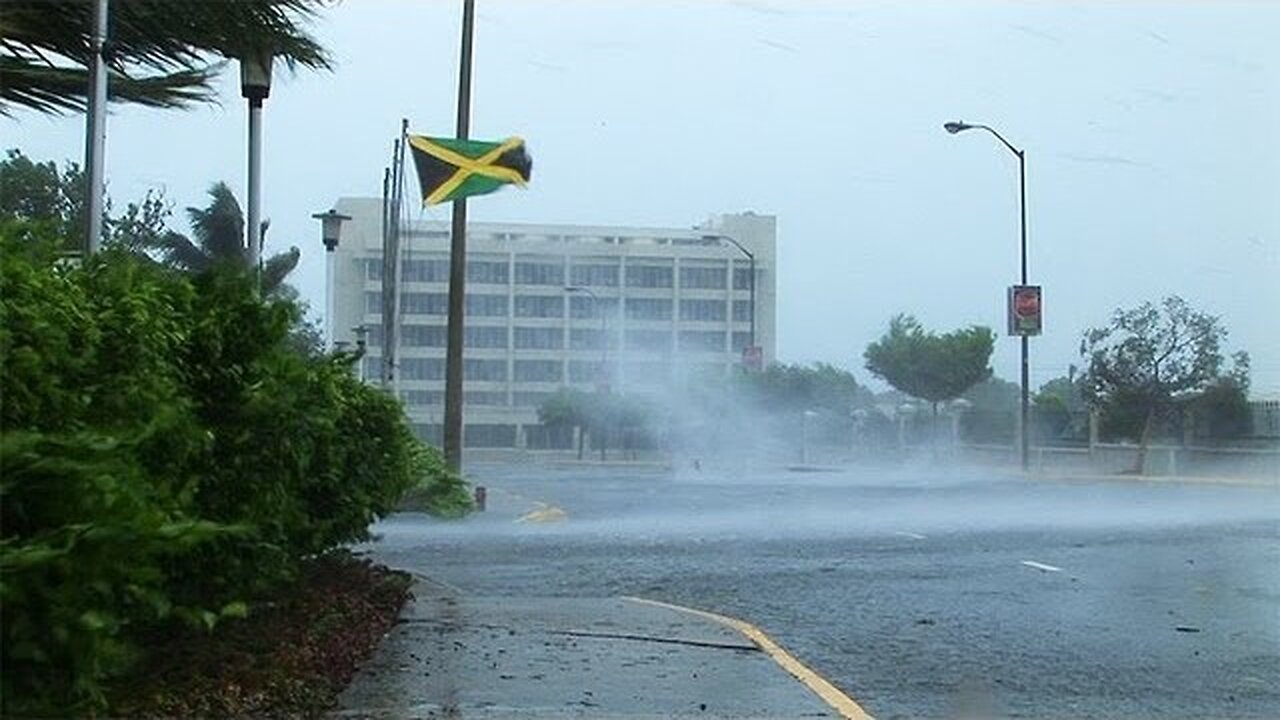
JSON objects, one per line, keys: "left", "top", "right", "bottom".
{"left": 742, "top": 345, "right": 763, "bottom": 371}
{"left": 1007, "top": 285, "right": 1043, "bottom": 336}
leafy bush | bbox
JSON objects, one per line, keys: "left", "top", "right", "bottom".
{"left": 0, "top": 233, "right": 466, "bottom": 713}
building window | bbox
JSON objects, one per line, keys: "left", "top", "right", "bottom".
{"left": 514, "top": 295, "right": 564, "bottom": 318}
{"left": 402, "top": 357, "right": 446, "bottom": 380}
{"left": 466, "top": 294, "right": 508, "bottom": 317}
{"left": 624, "top": 361, "right": 667, "bottom": 383}
{"left": 468, "top": 260, "right": 509, "bottom": 284}
{"left": 570, "top": 328, "right": 604, "bottom": 350}
{"left": 514, "top": 326, "right": 564, "bottom": 349}
{"left": 680, "top": 299, "right": 727, "bottom": 322}
{"left": 569, "top": 295, "right": 619, "bottom": 319}
{"left": 625, "top": 298, "right": 672, "bottom": 321}
{"left": 402, "top": 324, "right": 447, "bottom": 347}
{"left": 464, "top": 391, "right": 508, "bottom": 406}
{"left": 402, "top": 292, "right": 448, "bottom": 315}
{"left": 732, "top": 331, "right": 752, "bottom": 352}
{"left": 626, "top": 264, "right": 674, "bottom": 288}
{"left": 514, "top": 258, "right": 565, "bottom": 285}
{"left": 365, "top": 259, "right": 383, "bottom": 281}
{"left": 402, "top": 258, "right": 450, "bottom": 282}
{"left": 626, "top": 329, "right": 673, "bottom": 352}
{"left": 679, "top": 330, "right": 725, "bottom": 353}
{"left": 465, "top": 326, "right": 508, "bottom": 348}
{"left": 569, "top": 263, "right": 620, "bottom": 287}
{"left": 365, "top": 291, "right": 381, "bottom": 314}
{"left": 568, "top": 360, "right": 602, "bottom": 382}
{"left": 733, "top": 300, "right": 752, "bottom": 322}
{"left": 513, "top": 391, "right": 552, "bottom": 408}
{"left": 680, "top": 265, "right": 727, "bottom": 289}
{"left": 401, "top": 389, "right": 444, "bottom": 406}
{"left": 733, "top": 267, "right": 759, "bottom": 290}
{"left": 514, "top": 360, "right": 563, "bottom": 382}
{"left": 464, "top": 424, "right": 517, "bottom": 448}
{"left": 364, "top": 324, "right": 384, "bottom": 347}
{"left": 465, "top": 358, "right": 508, "bottom": 381}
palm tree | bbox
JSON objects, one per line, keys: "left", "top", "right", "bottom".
{"left": 155, "top": 181, "right": 299, "bottom": 295}
{"left": 2, "top": 1, "right": 330, "bottom": 115}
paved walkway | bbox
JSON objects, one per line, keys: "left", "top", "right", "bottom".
{"left": 331, "top": 577, "right": 854, "bottom": 719}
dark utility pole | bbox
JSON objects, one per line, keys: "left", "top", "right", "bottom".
{"left": 1017, "top": 150, "right": 1029, "bottom": 472}
{"left": 705, "top": 234, "right": 756, "bottom": 356}
{"left": 943, "top": 121, "right": 1032, "bottom": 472}
{"left": 443, "top": 0, "right": 476, "bottom": 470}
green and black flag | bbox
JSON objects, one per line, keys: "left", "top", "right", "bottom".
{"left": 408, "top": 135, "right": 532, "bottom": 205}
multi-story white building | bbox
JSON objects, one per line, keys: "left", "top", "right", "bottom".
{"left": 327, "top": 197, "right": 776, "bottom": 449}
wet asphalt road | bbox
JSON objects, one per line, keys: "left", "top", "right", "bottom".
{"left": 362, "top": 462, "right": 1280, "bottom": 719}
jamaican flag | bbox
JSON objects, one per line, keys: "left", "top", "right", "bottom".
{"left": 408, "top": 135, "right": 532, "bottom": 206}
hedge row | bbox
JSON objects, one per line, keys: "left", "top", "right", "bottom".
{"left": 0, "top": 234, "right": 468, "bottom": 714}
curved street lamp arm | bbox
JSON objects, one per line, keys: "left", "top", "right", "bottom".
{"left": 974, "top": 124, "right": 1023, "bottom": 158}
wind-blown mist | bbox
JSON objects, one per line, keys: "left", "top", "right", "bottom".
{"left": 373, "top": 464, "right": 1280, "bottom": 546}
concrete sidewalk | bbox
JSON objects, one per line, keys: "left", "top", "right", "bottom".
{"left": 331, "top": 578, "right": 845, "bottom": 719}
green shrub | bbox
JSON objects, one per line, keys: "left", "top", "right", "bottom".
{"left": 1, "top": 233, "right": 465, "bottom": 713}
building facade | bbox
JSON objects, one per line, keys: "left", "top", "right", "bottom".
{"left": 327, "top": 197, "right": 777, "bottom": 449}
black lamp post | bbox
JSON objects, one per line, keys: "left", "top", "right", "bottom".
{"left": 701, "top": 233, "right": 756, "bottom": 365}
{"left": 565, "top": 286, "right": 608, "bottom": 384}
{"left": 944, "top": 120, "right": 1031, "bottom": 472}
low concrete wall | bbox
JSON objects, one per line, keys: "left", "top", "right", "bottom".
{"left": 958, "top": 443, "right": 1279, "bottom": 481}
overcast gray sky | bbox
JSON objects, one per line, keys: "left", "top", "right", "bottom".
{"left": 12, "top": 0, "right": 1279, "bottom": 395}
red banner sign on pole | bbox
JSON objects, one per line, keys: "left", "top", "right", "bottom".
{"left": 1007, "top": 285, "right": 1043, "bottom": 336}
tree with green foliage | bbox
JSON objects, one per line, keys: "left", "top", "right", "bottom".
{"left": 159, "top": 181, "right": 300, "bottom": 295}
{"left": 955, "top": 376, "right": 1019, "bottom": 444}
{"left": 0, "top": 148, "right": 179, "bottom": 251}
{"left": 2, "top": 0, "right": 331, "bottom": 115}
{"left": 864, "top": 315, "right": 995, "bottom": 421}
{"left": 538, "top": 388, "right": 593, "bottom": 460}
{"left": 1079, "top": 295, "right": 1249, "bottom": 472}
{"left": 738, "top": 362, "right": 874, "bottom": 415}
{"left": 1032, "top": 371, "right": 1089, "bottom": 443}
{"left": 1188, "top": 371, "right": 1253, "bottom": 441}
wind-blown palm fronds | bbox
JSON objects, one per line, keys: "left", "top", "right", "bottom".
{"left": 152, "top": 182, "right": 298, "bottom": 295}
{"left": 1, "top": 0, "right": 332, "bottom": 115}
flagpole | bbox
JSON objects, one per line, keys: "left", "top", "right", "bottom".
{"left": 443, "top": 0, "right": 476, "bottom": 470}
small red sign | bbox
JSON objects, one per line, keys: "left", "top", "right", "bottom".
{"left": 1007, "top": 285, "right": 1043, "bottom": 336}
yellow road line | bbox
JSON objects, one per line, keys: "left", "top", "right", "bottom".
{"left": 622, "top": 596, "right": 874, "bottom": 720}
{"left": 516, "top": 502, "right": 567, "bottom": 523}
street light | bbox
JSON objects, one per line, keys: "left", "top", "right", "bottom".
{"left": 312, "top": 209, "right": 351, "bottom": 349}
{"left": 565, "top": 287, "right": 609, "bottom": 382}
{"left": 943, "top": 119, "right": 1032, "bottom": 471}
{"left": 700, "top": 233, "right": 756, "bottom": 367}
{"left": 566, "top": 286, "right": 610, "bottom": 460}
{"left": 240, "top": 49, "right": 274, "bottom": 275}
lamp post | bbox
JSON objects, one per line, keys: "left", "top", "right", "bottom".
{"left": 312, "top": 209, "right": 351, "bottom": 349}
{"left": 566, "top": 286, "right": 610, "bottom": 460}
{"left": 565, "top": 286, "right": 608, "bottom": 385}
{"left": 701, "top": 233, "right": 756, "bottom": 365}
{"left": 240, "top": 49, "right": 274, "bottom": 276}
{"left": 82, "top": 0, "right": 109, "bottom": 256}
{"left": 943, "top": 120, "right": 1031, "bottom": 471}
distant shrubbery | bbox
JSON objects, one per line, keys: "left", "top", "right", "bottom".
{"left": 0, "top": 233, "right": 468, "bottom": 714}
